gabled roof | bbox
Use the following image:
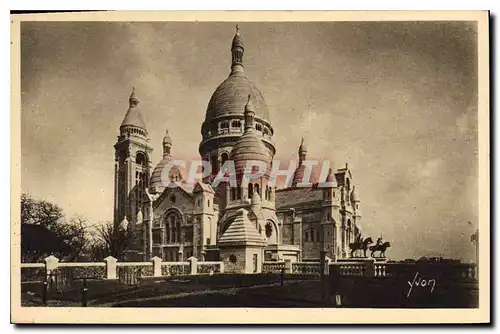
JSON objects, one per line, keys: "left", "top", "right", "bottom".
{"left": 193, "top": 181, "right": 215, "bottom": 194}
{"left": 153, "top": 182, "right": 194, "bottom": 210}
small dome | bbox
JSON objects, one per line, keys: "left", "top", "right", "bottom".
{"left": 230, "top": 97, "right": 271, "bottom": 171}
{"left": 150, "top": 157, "right": 184, "bottom": 194}
{"left": 251, "top": 191, "right": 262, "bottom": 205}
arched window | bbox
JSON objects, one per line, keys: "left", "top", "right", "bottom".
{"left": 263, "top": 127, "right": 269, "bottom": 136}
{"left": 231, "top": 120, "right": 241, "bottom": 128}
{"left": 255, "top": 123, "right": 262, "bottom": 131}
{"left": 220, "top": 121, "right": 229, "bottom": 129}
{"left": 254, "top": 183, "right": 260, "bottom": 196}
{"left": 211, "top": 155, "right": 218, "bottom": 175}
{"left": 136, "top": 152, "right": 147, "bottom": 166}
{"left": 177, "top": 221, "right": 181, "bottom": 242}
{"left": 248, "top": 183, "right": 254, "bottom": 199}
{"left": 165, "top": 223, "right": 170, "bottom": 244}
{"left": 221, "top": 152, "right": 229, "bottom": 166}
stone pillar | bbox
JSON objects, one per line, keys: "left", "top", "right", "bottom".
{"left": 219, "top": 261, "right": 225, "bottom": 273}
{"left": 364, "top": 258, "right": 375, "bottom": 277}
{"left": 104, "top": 256, "right": 117, "bottom": 279}
{"left": 152, "top": 256, "right": 162, "bottom": 277}
{"left": 44, "top": 255, "right": 59, "bottom": 274}
{"left": 188, "top": 256, "right": 198, "bottom": 275}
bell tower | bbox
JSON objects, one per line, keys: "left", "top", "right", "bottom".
{"left": 113, "top": 87, "right": 153, "bottom": 230}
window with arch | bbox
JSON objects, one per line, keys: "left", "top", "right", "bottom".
{"left": 231, "top": 120, "right": 241, "bottom": 128}
{"left": 211, "top": 155, "right": 218, "bottom": 175}
{"left": 136, "top": 152, "right": 147, "bottom": 166}
{"left": 255, "top": 123, "right": 262, "bottom": 131}
{"left": 265, "top": 222, "right": 273, "bottom": 238}
{"left": 220, "top": 121, "right": 229, "bottom": 129}
{"left": 221, "top": 152, "right": 229, "bottom": 166}
{"left": 248, "top": 183, "right": 254, "bottom": 199}
{"left": 263, "top": 127, "right": 269, "bottom": 136}
{"left": 254, "top": 183, "right": 260, "bottom": 196}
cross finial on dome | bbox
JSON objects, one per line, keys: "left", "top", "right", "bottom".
{"left": 236, "top": 24, "right": 239, "bottom": 34}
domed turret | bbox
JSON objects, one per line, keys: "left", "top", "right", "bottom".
{"left": 120, "top": 87, "right": 147, "bottom": 137}
{"left": 150, "top": 128, "right": 184, "bottom": 194}
{"left": 162, "top": 129, "right": 172, "bottom": 158}
{"left": 230, "top": 95, "right": 271, "bottom": 173}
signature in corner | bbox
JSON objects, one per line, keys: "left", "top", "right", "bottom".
{"left": 407, "top": 272, "right": 436, "bottom": 298}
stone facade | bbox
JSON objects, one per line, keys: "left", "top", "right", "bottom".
{"left": 113, "top": 27, "right": 364, "bottom": 272}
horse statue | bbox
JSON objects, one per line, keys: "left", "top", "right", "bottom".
{"left": 369, "top": 241, "right": 391, "bottom": 258}
{"left": 349, "top": 237, "right": 373, "bottom": 258}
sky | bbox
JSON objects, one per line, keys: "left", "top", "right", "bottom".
{"left": 20, "top": 21, "right": 478, "bottom": 261}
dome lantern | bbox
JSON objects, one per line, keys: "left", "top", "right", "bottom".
{"left": 231, "top": 24, "right": 244, "bottom": 74}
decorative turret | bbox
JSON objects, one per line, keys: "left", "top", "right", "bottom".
{"left": 120, "top": 87, "right": 147, "bottom": 138}
{"left": 350, "top": 186, "right": 360, "bottom": 203}
{"left": 291, "top": 138, "right": 309, "bottom": 187}
{"left": 162, "top": 128, "right": 172, "bottom": 158}
{"left": 298, "top": 137, "right": 307, "bottom": 165}
{"left": 230, "top": 95, "right": 270, "bottom": 173}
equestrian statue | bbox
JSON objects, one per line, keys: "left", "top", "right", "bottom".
{"left": 348, "top": 234, "right": 373, "bottom": 258}
{"left": 369, "top": 237, "right": 391, "bottom": 258}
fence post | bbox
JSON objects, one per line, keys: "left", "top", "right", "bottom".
{"left": 219, "top": 261, "right": 224, "bottom": 274}
{"left": 44, "top": 255, "right": 59, "bottom": 291}
{"left": 151, "top": 256, "right": 162, "bottom": 277}
{"left": 44, "top": 255, "right": 59, "bottom": 274}
{"left": 104, "top": 256, "right": 117, "bottom": 279}
{"left": 81, "top": 278, "right": 88, "bottom": 307}
{"left": 42, "top": 278, "right": 48, "bottom": 305}
{"left": 188, "top": 256, "right": 198, "bottom": 276}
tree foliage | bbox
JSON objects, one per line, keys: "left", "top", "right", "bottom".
{"left": 21, "top": 193, "right": 89, "bottom": 262}
{"left": 85, "top": 221, "right": 130, "bottom": 261}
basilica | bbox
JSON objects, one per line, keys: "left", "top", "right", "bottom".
{"left": 113, "top": 27, "right": 363, "bottom": 273}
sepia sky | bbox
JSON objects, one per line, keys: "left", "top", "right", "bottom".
{"left": 20, "top": 21, "right": 478, "bottom": 261}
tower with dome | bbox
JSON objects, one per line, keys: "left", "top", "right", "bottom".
{"left": 113, "top": 27, "right": 363, "bottom": 273}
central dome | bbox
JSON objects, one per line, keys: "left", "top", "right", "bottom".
{"left": 205, "top": 73, "right": 270, "bottom": 122}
